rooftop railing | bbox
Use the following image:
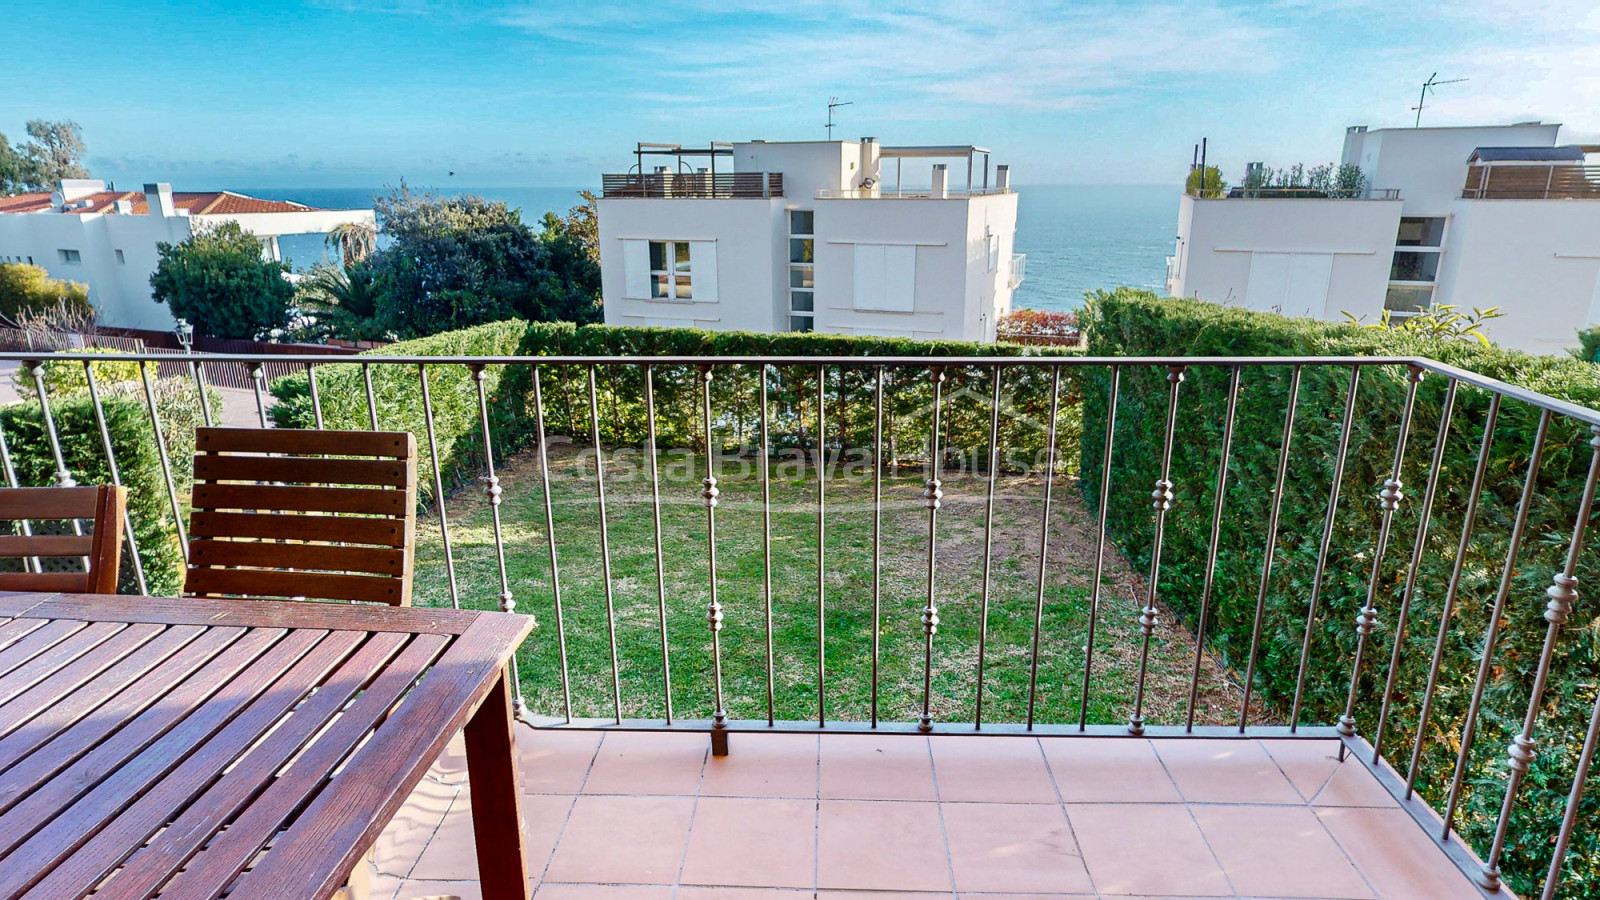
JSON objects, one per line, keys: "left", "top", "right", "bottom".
{"left": 1464, "top": 164, "right": 1600, "bottom": 199}
{"left": 816, "top": 186, "right": 1014, "bottom": 199}
{"left": 5, "top": 349, "right": 1600, "bottom": 897}
{"left": 601, "top": 172, "right": 783, "bottom": 199}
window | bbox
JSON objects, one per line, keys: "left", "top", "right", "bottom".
{"left": 115, "top": 249, "right": 125, "bottom": 264}
{"left": 648, "top": 240, "right": 692, "bottom": 300}
{"left": 58, "top": 249, "right": 81, "bottom": 264}
{"left": 1385, "top": 286, "right": 1434, "bottom": 314}
{"left": 788, "top": 209, "right": 815, "bottom": 331}
{"left": 1389, "top": 251, "right": 1440, "bottom": 282}
{"left": 1396, "top": 217, "right": 1446, "bottom": 247}
{"left": 986, "top": 229, "right": 1000, "bottom": 272}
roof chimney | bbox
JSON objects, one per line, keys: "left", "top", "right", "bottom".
{"left": 931, "top": 164, "right": 948, "bottom": 199}
{"left": 143, "top": 183, "right": 175, "bottom": 218}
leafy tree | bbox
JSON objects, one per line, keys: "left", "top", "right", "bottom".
{"left": 21, "top": 120, "right": 88, "bottom": 187}
{"left": 0, "top": 134, "right": 29, "bottom": 196}
{"left": 149, "top": 221, "right": 294, "bottom": 339}
{"left": 0, "top": 262, "right": 93, "bottom": 323}
{"left": 366, "top": 181, "right": 600, "bottom": 338}
{"left": 1185, "top": 165, "right": 1225, "bottom": 197}
{"left": 295, "top": 262, "right": 390, "bottom": 342}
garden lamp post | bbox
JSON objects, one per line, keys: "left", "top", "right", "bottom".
{"left": 174, "top": 318, "right": 194, "bottom": 353}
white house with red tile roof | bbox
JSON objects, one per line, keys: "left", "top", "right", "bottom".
{"left": 0, "top": 180, "right": 374, "bottom": 330}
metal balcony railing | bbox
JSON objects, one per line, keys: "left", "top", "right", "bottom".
{"left": 1008, "top": 253, "right": 1026, "bottom": 289}
{"left": 601, "top": 172, "right": 783, "bottom": 199}
{"left": 5, "top": 349, "right": 1600, "bottom": 897}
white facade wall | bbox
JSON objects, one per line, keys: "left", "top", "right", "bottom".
{"left": 1173, "top": 121, "right": 1600, "bottom": 354}
{"left": 597, "top": 198, "right": 786, "bottom": 330}
{"left": 599, "top": 140, "right": 1018, "bottom": 342}
{"left": 1435, "top": 200, "right": 1600, "bottom": 353}
{"left": 1169, "top": 195, "right": 1401, "bottom": 320}
{"left": 0, "top": 205, "right": 374, "bottom": 331}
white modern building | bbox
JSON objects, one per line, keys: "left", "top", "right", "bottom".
{"left": 0, "top": 180, "right": 375, "bottom": 331}
{"left": 596, "top": 139, "right": 1022, "bottom": 341}
{"left": 1166, "top": 122, "right": 1600, "bottom": 354}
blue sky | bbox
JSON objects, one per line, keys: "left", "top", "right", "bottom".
{"left": 3, "top": 0, "right": 1597, "bottom": 189}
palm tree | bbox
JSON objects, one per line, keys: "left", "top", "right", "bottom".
{"left": 297, "top": 263, "right": 388, "bottom": 342}
{"left": 325, "top": 221, "right": 377, "bottom": 268}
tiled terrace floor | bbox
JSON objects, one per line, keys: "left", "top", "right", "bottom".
{"left": 365, "top": 725, "right": 1486, "bottom": 900}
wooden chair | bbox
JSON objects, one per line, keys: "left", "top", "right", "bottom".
{"left": 184, "top": 427, "right": 418, "bottom": 606}
{"left": 0, "top": 486, "right": 127, "bottom": 594}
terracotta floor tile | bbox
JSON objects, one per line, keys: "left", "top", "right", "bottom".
{"left": 819, "top": 734, "right": 936, "bottom": 801}
{"left": 1065, "top": 803, "right": 1231, "bottom": 896}
{"left": 517, "top": 726, "right": 602, "bottom": 794}
{"left": 1258, "top": 739, "right": 1343, "bottom": 801}
{"left": 1311, "top": 759, "right": 1401, "bottom": 808}
{"left": 373, "top": 777, "right": 459, "bottom": 877}
{"left": 389, "top": 877, "right": 482, "bottom": 900}
{"left": 1191, "top": 804, "right": 1374, "bottom": 899}
{"left": 1042, "top": 738, "right": 1182, "bottom": 804}
{"left": 429, "top": 732, "right": 469, "bottom": 786}
{"left": 815, "top": 893, "right": 954, "bottom": 899}
{"left": 1315, "top": 806, "right": 1484, "bottom": 900}
{"left": 941, "top": 801, "right": 1094, "bottom": 894}
{"left": 1155, "top": 739, "right": 1304, "bottom": 805}
{"left": 700, "top": 733, "right": 817, "bottom": 798}
{"left": 543, "top": 795, "right": 695, "bottom": 884}
{"left": 816, "top": 800, "right": 951, "bottom": 892}
{"left": 534, "top": 885, "right": 673, "bottom": 898}
{"left": 408, "top": 788, "right": 576, "bottom": 882}
{"left": 929, "top": 736, "right": 1056, "bottom": 803}
{"left": 679, "top": 797, "right": 816, "bottom": 888}
{"left": 676, "top": 888, "right": 814, "bottom": 897}
{"left": 581, "top": 730, "right": 706, "bottom": 795}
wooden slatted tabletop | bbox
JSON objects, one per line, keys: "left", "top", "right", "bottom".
{"left": 0, "top": 590, "right": 536, "bottom": 900}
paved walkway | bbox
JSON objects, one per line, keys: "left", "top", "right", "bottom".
{"left": 365, "top": 725, "right": 1486, "bottom": 899}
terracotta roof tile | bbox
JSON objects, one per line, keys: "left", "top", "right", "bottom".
{"left": 0, "top": 189, "right": 324, "bottom": 216}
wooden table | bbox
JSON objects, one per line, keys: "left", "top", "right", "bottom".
{"left": 0, "top": 590, "right": 536, "bottom": 900}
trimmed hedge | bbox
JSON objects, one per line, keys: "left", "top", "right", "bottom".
{"left": 269, "top": 319, "right": 529, "bottom": 503}
{"left": 1082, "top": 288, "right": 1600, "bottom": 898}
{"left": 270, "top": 322, "right": 1086, "bottom": 510}
{"left": 0, "top": 378, "right": 209, "bottom": 596}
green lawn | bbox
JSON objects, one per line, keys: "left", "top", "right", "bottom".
{"left": 412, "top": 442, "right": 1260, "bottom": 728}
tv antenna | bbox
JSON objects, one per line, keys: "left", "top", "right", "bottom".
{"left": 826, "top": 96, "right": 852, "bottom": 140}
{"left": 1413, "top": 72, "right": 1467, "bottom": 127}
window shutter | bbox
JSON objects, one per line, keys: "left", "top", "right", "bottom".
{"left": 621, "top": 239, "right": 650, "bottom": 299}
{"left": 854, "top": 244, "right": 886, "bottom": 310}
{"left": 689, "top": 241, "right": 718, "bottom": 303}
{"left": 884, "top": 245, "right": 916, "bottom": 312}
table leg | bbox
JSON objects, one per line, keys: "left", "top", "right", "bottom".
{"left": 464, "top": 666, "right": 531, "bottom": 900}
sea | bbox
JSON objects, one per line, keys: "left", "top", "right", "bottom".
{"left": 253, "top": 183, "right": 1181, "bottom": 314}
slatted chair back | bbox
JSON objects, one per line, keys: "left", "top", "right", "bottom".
{"left": 0, "top": 486, "right": 127, "bottom": 594}
{"left": 184, "top": 427, "right": 418, "bottom": 606}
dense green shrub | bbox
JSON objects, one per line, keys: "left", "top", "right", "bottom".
{"left": 0, "top": 262, "right": 93, "bottom": 324}
{"left": 1082, "top": 288, "right": 1600, "bottom": 898}
{"left": 0, "top": 376, "right": 210, "bottom": 596}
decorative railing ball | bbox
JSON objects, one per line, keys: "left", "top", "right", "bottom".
{"left": 1151, "top": 479, "right": 1174, "bottom": 511}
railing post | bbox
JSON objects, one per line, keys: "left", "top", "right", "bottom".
{"left": 416, "top": 364, "right": 461, "bottom": 609}
{"left": 139, "top": 360, "right": 189, "bottom": 562}
{"left": 1130, "top": 364, "right": 1184, "bottom": 735}
{"left": 529, "top": 365, "right": 570, "bottom": 720}
{"left": 25, "top": 361, "right": 76, "bottom": 488}
{"left": 1338, "top": 365, "right": 1422, "bottom": 739}
{"left": 1027, "top": 366, "right": 1063, "bottom": 730}
{"left": 1186, "top": 365, "right": 1241, "bottom": 731}
{"left": 974, "top": 365, "right": 1004, "bottom": 729}
{"left": 1240, "top": 365, "right": 1303, "bottom": 730}
{"left": 248, "top": 362, "right": 268, "bottom": 428}
{"left": 0, "top": 416, "right": 40, "bottom": 573}
{"left": 585, "top": 364, "right": 622, "bottom": 724}
{"left": 1477, "top": 422, "right": 1600, "bottom": 893}
{"left": 699, "top": 364, "right": 728, "bottom": 755}
{"left": 1078, "top": 365, "right": 1121, "bottom": 731}
{"left": 644, "top": 364, "right": 673, "bottom": 724}
{"left": 471, "top": 362, "right": 526, "bottom": 718}
{"left": 815, "top": 363, "right": 827, "bottom": 728}
{"left": 83, "top": 361, "right": 148, "bottom": 595}
{"left": 918, "top": 365, "right": 946, "bottom": 734}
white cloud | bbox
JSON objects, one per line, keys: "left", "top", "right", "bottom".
{"left": 498, "top": 0, "right": 1286, "bottom": 114}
